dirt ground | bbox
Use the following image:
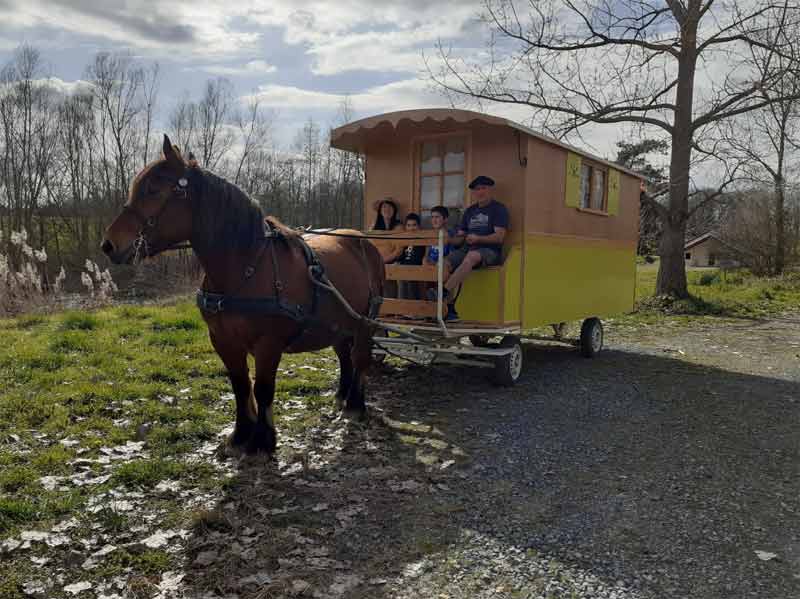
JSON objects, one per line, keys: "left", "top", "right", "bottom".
{"left": 176, "top": 313, "right": 799, "bottom": 599}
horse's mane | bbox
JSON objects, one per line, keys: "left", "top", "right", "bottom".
{"left": 188, "top": 168, "right": 299, "bottom": 251}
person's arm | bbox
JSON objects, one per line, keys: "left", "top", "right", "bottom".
{"left": 466, "top": 227, "right": 506, "bottom": 246}
{"left": 384, "top": 246, "right": 402, "bottom": 263}
{"left": 450, "top": 228, "right": 466, "bottom": 247}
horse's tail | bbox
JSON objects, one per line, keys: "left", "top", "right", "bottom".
{"left": 359, "top": 236, "right": 385, "bottom": 318}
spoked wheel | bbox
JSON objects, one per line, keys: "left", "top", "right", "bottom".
{"left": 490, "top": 335, "right": 524, "bottom": 387}
{"left": 579, "top": 317, "right": 603, "bottom": 358}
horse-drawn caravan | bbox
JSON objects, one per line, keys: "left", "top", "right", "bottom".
{"left": 330, "top": 108, "right": 642, "bottom": 385}
{"left": 101, "top": 111, "right": 640, "bottom": 455}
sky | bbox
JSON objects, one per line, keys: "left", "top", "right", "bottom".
{"left": 0, "top": 0, "right": 639, "bottom": 158}
{"left": 0, "top": 0, "right": 770, "bottom": 190}
{"left": 0, "top": 0, "right": 481, "bottom": 147}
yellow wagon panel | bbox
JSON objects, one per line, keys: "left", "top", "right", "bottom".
{"left": 523, "top": 235, "right": 636, "bottom": 328}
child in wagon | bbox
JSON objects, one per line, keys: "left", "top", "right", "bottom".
{"left": 423, "top": 205, "right": 458, "bottom": 320}
{"left": 423, "top": 205, "right": 454, "bottom": 266}
{"left": 396, "top": 212, "right": 426, "bottom": 299}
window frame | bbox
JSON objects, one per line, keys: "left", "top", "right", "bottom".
{"left": 412, "top": 132, "right": 472, "bottom": 219}
{"left": 577, "top": 158, "right": 609, "bottom": 215}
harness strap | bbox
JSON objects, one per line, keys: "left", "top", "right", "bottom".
{"left": 196, "top": 227, "right": 330, "bottom": 346}
{"left": 196, "top": 290, "right": 307, "bottom": 322}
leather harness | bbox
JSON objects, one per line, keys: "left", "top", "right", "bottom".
{"left": 126, "top": 166, "right": 380, "bottom": 341}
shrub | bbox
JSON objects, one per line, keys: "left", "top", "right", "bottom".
{"left": 1, "top": 229, "right": 118, "bottom": 317}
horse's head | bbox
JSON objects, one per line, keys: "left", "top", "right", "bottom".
{"left": 101, "top": 135, "right": 193, "bottom": 264}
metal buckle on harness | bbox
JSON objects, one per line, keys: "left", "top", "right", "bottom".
{"left": 200, "top": 294, "right": 225, "bottom": 314}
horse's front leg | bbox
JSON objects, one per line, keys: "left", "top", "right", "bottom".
{"left": 209, "top": 331, "right": 256, "bottom": 451}
{"left": 248, "top": 340, "right": 283, "bottom": 454}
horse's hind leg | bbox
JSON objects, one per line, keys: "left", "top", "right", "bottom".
{"left": 343, "top": 326, "right": 371, "bottom": 419}
{"left": 210, "top": 333, "right": 256, "bottom": 451}
{"left": 248, "top": 341, "right": 283, "bottom": 454}
{"left": 334, "top": 340, "right": 354, "bottom": 410}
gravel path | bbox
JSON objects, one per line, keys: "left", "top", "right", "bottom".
{"left": 184, "top": 314, "right": 800, "bottom": 599}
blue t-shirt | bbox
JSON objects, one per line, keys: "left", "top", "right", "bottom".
{"left": 459, "top": 200, "right": 509, "bottom": 252}
{"left": 427, "top": 227, "right": 455, "bottom": 263}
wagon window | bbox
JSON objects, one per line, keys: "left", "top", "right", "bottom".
{"left": 579, "top": 161, "right": 607, "bottom": 212}
{"left": 418, "top": 136, "right": 467, "bottom": 218}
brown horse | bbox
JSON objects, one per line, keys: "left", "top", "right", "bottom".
{"left": 102, "top": 136, "right": 385, "bottom": 454}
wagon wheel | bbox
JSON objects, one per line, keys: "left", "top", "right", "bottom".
{"left": 490, "top": 335, "right": 523, "bottom": 387}
{"left": 579, "top": 317, "right": 603, "bottom": 358}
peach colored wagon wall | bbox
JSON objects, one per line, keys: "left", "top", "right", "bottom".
{"left": 524, "top": 137, "right": 640, "bottom": 242}
{"left": 361, "top": 119, "right": 526, "bottom": 247}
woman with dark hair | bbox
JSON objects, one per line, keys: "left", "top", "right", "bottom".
{"left": 371, "top": 197, "right": 403, "bottom": 264}
{"left": 370, "top": 197, "right": 403, "bottom": 297}
{"left": 373, "top": 198, "right": 401, "bottom": 231}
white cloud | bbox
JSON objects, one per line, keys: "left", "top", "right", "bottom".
{"left": 0, "top": 76, "right": 93, "bottom": 98}
{"left": 244, "top": 0, "right": 480, "bottom": 75}
{"left": 0, "top": 0, "right": 260, "bottom": 59}
{"left": 196, "top": 60, "right": 277, "bottom": 77}
{"left": 246, "top": 77, "right": 447, "bottom": 114}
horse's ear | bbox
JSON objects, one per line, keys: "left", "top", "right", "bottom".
{"left": 163, "top": 134, "right": 185, "bottom": 170}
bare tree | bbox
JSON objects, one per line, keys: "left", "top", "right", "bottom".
{"left": 0, "top": 45, "right": 59, "bottom": 248}
{"left": 429, "top": 0, "right": 800, "bottom": 297}
{"left": 86, "top": 52, "right": 145, "bottom": 211}
{"left": 232, "top": 95, "right": 272, "bottom": 186}
{"left": 717, "top": 16, "right": 800, "bottom": 274}
{"left": 140, "top": 62, "right": 160, "bottom": 167}
{"left": 295, "top": 118, "right": 322, "bottom": 225}
{"left": 718, "top": 187, "right": 800, "bottom": 273}
{"left": 196, "top": 78, "right": 236, "bottom": 171}
{"left": 51, "top": 91, "right": 99, "bottom": 257}
{"left": 168, "top": 92, "right": 198, "bottom": 156}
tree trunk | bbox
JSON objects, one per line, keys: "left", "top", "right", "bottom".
{"left": 657, "top": 217, "right": 688, "bottom": 297}
{"left": 775, "top": 176, "right": 785, "bottom": 275}
{"left": 656, "top": 7, "right": 697, "bottom": 299}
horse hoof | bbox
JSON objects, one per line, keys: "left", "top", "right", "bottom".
{"left": 245, "top": 429, "right": 277, "bottom": 455}
{"left": 341, "top": 407, "right": 367, "bottom": 422}
{"left": 217, "top": 438, "right": 245, "bottom": 459}
{"left": 335, "top": 395, "right": 346, "bottom": 411}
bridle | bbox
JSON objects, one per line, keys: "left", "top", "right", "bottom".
{"left": 122, "top": 174, "right": 193, "bottom": 257}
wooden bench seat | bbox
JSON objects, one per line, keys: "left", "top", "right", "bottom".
{"left": 379, "top": 298, "right": 441, "bottom": 318}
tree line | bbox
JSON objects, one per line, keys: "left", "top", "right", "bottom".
{"left": 0, "top": 45, "right": 364, "bottom": 274}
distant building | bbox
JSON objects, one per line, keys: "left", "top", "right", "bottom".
{"left": 684, "top": 232, "right": 738, "bottom": 267}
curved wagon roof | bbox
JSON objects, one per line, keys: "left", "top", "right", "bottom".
{"left": 330, "top": 108, "right": 642, "bottom": 179}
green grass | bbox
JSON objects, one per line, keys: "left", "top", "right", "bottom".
{"left": 634, "top": 264, "right": 800, "bottom": 319}
{"left": 0, "top": 298, "right": 338, "bottom": 545}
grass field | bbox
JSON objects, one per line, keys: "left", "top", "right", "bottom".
{"left": 635, "top": 264, "right": 800, "bottom": 319}
{"left": 0, "top": 302, "right": 338, "bottom": 598}
{"left": 0, "top": 267, "right": 799, "bottom": 597}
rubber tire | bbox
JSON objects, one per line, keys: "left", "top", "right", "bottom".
{"left": 579, "top": 317, "right": 603, "bottom": 358}
{"left": 490, "top": 335, "right": 523, "bottom": 387}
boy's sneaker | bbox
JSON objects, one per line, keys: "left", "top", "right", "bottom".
{"left": 426, "top": 287, "right": 449, "bottom": 302}
{"left": 445, "top": 304, "right": 459, "bottom": 322}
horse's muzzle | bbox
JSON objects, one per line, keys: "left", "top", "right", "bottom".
{"left": 102, "top": 240, "right": 136, "bottom": 265}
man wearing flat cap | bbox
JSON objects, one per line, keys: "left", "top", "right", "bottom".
{"left": 428, "top": 175, "right": 509, "bottom": 320}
